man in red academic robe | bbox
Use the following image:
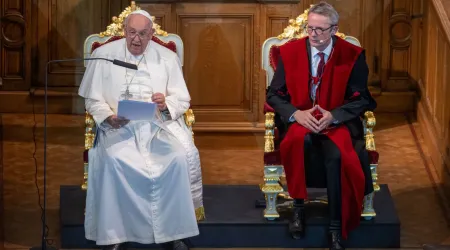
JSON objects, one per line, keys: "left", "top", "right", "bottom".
{"left": 266, "top": 2, "right": 377, "bottom": 249}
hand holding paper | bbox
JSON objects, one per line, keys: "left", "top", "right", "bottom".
{"left": 151, "top": 92, "right": 167, "bottom": 111}
{"left": 117, "top": 99, "right": 158, "bottom": 121}
{"left": 106, "top": 115, "right": 129, "bottom": 128}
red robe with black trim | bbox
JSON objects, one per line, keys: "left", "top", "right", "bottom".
{"left": 279, "top": 37, "right": 365, "bottom": 239}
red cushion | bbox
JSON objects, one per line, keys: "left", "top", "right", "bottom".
{"left": 151, "top": 36, "right": 177, "bottom": 53}
{"left": 264, "top": 150, "right": 282, "bottom": 165}
{"left": 269, "top": 46, "right": 281, "bottom": 71}
{"left": 268, "top": 38, "right": 298, "bottom": 71}
{"left": 84, "top": 149, "right": 89, "bottom": 163}
{"left": 91, "top": 36, "right": 177, "bottom": 54}
{"left": 368, "top": 150, "right": 379, "bottom": 164}
{"left": 264, "top": 102, "right": 274, "bottom": 113}
{"left": 91, "top": 36, "right": 123, "bottom": 51}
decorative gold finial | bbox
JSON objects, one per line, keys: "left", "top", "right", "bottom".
{"left": 130, "top": 1, "right": 137, "bottom": 10}
{"left": 277, "top": 5, "right": 345, "bottom": 40}
{"left": 99, "top": 1, "right": 168, "bottom": 37}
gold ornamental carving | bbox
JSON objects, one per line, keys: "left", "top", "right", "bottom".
{"left": 99, "top": 1, "right": 168, "bottom": 37}
{"left": 184, "top": 109, "right": 196, "bottom": 141}
{"left": 277, "top": 6, "right": 345, "bottom": 40}
{"left": 84, "top": 112, "right": 95, "bottom": 150}
{"left": 364, "top": 111, "right": 376, "bottom": 151}
{"left": 184, "top": 109, "right": 195, "bottom": 127}
{"left": 264, "top": 112, "right": 275, "bottom": 153}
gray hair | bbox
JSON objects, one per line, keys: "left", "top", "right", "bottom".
{"left": 308, "top": 1, "right": 339, "bottom": 25}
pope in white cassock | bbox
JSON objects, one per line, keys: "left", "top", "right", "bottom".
{"left": 78, "top": 9, "right": 202, "bottom": 250}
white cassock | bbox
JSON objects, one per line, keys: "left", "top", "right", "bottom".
{"left": 78, "top": 38, "right": 202, "bottom": 245}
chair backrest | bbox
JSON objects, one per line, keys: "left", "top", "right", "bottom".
{"left": 261, "top": 7, "right": 361, "bottom": 87}
{"left": 83, "top": 1, "right": 184, "bottom": 67}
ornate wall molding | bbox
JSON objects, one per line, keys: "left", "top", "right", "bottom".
{"left": 1, "top": 12, "right": 25, "bottom": 48}
{"left": 381, "top": 0, "right": 420, "bottom": 92}
{"left": 0, "top": 1, "right": 30, "bottom": 90}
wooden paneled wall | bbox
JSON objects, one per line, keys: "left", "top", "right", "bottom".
{"left": 417, "top": 0, "right": 450, "bottom": 203}
{"left": 137, "top": 0, "right": 418, "bottom": 128}
{"left": 0, "top": 115, "right": 3, "bottom": 249}
{"left": 1, "top": 0, "right": 423, "bottom": 117}
{"left": 0, "top": 1, "right": 31, "bottom": 92}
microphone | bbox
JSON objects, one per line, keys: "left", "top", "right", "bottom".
{"left": 111, "top": 59, "right": 138, "bottom": 70}
{"left": 47, "top": 57, "right": 138, "bottom": 70}
{"left": 30, "top": 57, "right": 137, "bottom": 250}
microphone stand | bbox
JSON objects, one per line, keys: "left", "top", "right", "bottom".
{"left": 30, "top": 57, "right": 137, "bottom": 250}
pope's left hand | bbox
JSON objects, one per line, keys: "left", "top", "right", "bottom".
{"left": 152, "top": 93, "right": 167, "bottom": 111}
{"left": 316, "top": 105, "right": 334, "bottom": 131}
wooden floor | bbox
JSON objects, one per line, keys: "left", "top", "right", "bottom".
{"left": 1, "top": 113, "right": 450, "bottom": 249}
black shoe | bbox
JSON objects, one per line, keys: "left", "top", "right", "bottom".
{"left": 329, "top": 231, "right": 344, "bottom": 250}
{"left": 101, "top": 243, "right": 126, "bottom": 250}
{"left": 161, "top": 239, "right": 190, "bottom": 250}
{"left": 289, "top": 206, "right": 305, "bottom": 239}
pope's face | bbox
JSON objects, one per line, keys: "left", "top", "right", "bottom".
{"left": 124, "top": 14, "right": 154, "bottom": 56}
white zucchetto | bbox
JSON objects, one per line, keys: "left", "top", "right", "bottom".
{"left": 127, "top": 10, "right": 152, "bottom": 21}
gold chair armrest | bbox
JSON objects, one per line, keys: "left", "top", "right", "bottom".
{"left": 83, "top": 112, "right": 96, "bottom": 191}
{"left": 265, "top": 112, "right": 275, "bottom": 153}
{"left": 364, "top": 111, "right": 380, "bottom": 192}
{"left": 364, "top": 111, "right": 376, "bottom": 151}
{"left": 184, "top": 109, "right": 195, "bottom": 140}
{"left": 85, "top": 112, "right": 96, "bottom": 150}
{"left": 184, "top": 108, "right": 195, "bottom": 127}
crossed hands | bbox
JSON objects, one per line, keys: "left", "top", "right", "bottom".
{"left": 292, "top": 105, "right": 334, "bottom": 133}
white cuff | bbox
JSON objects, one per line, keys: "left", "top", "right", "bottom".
{"left": 289, "top": 113, "right": 296, "bottom": 122}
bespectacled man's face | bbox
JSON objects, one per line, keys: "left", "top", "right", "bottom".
{"left": 306, "top": 13, "right": 337, "bottom": 50}
{"left": 124, "top": 15, "right": 154, "bottom": 56}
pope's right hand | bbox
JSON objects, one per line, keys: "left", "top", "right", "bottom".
{"left": 106, "top": 115, "right": 129, "bottom": 129}
{"left": 293, "top": 106, "right": 320, "bottom": 133}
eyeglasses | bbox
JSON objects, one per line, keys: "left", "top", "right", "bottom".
{"left": 126, "top": 29, "right": 152, "bottom": 39}
{"left": 306, "top": 25, "right": 335, "bottom": 35}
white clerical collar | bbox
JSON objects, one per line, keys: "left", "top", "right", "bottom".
{"left": 311, "top": 39, "right": 333, "bottom": 58}
{"left": 125, "top": 42, "right": 150, "bottom": 62}
{"left": 126, "top": 48, "right": 143, "bottom": 62}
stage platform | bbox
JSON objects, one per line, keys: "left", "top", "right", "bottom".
{"left": 60, "top": 184, "right": 400, "bottom": 248}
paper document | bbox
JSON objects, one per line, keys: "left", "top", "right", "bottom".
{"left": 117, "top": 100, "right": 157, "bottom": 121}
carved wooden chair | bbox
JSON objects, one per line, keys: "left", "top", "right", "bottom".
{"left": 260, "top": 7, "right": 379, "bottom": 221}
{"left": 81, "top": 2, "right": 198, "bottom": 217}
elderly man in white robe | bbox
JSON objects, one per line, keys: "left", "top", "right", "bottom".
{"left": 78, "top": 9, "right": 202, "bottom": 250}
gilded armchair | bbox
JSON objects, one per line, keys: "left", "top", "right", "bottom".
{"left": 260, "top": 8, "right": 379, "bottom": 220}
{"left": 82, "top": 1, "right": 196, "bottom": 209}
